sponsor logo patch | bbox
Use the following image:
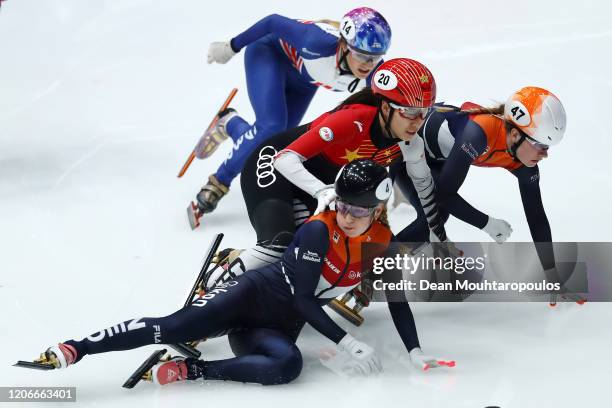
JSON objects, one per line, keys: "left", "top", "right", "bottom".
{"left": 302, "top": 250, "right": 322, "bottom": 263}
{"left": 319, "top": 127, "right": 334, "bottom": 142}
{"left": 461, "top": 142, "right": 479, "bottom": 160}
{"left": 324, "top": 257, "right": 342, "bottom": 274}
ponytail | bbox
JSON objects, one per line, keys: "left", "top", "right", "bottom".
{"left": 336, "top": 87, "right": 381, "bottom": 110}
{"left": 315, "top": 19, "right": 340, "bottom": 29}
{"left": 435, "top": 104, "right": 505, "bottom": 116}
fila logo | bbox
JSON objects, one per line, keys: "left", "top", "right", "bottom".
{"left": 153, "top": 325, "right": 162, "bottom": 344}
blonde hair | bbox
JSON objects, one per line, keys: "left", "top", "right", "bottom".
{"left": 315, "top": 19, "right": 340, "bottom": 28}
{"left": 435, "top": 104, "right": 504, "bottom": 116}
{"left": 375, "top": 206, "right": 390, "bottom": 228}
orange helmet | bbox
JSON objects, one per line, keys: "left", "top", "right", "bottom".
{"left": 504, "top": 87, "right": 566, "bottom": 146}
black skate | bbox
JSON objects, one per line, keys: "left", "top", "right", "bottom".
{"left": 123, "top": 349, "right": 168, "bottom": 388}
{"left": 187, "top": 175, "right": 229, "bottom": 229}
{"left": 15, "top": 343, "right": 77, "bottom": 370}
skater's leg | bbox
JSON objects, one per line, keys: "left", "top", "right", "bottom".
{"left": 215, "top": 41, "right": 291, "bottom": 187}
{"left": 284, "top": 80, "right": 317, "bottom": 129}
{"left": 62, "top": 276, "right": 259, "bottom": 364}
{"left": 192, "top": 328, "right": 303, "bottom": 385}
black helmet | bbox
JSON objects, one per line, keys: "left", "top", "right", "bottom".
{"left": 335, "top": 160, "right": 392, "bottom": 207}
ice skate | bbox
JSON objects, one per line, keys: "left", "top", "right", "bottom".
{"left": 14, "top": 343, "right": 78, "bottom": 370}
{"left": 328, "top": 289, "right": 369, "bottom": 326}
{"left": 203, "top": 247, "right": 245, "bottom": 290}
{"left": 194, "top": 108, "right": 238, "bottom": 159}
{"left": 195, "top": 174, "right": 230, "bottom": 216}
{"left": 149, "top": 356, "right": 192, "bottom": 385}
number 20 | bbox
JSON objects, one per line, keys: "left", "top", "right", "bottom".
{"left": 377, "top": 73, "right": 390, "bottom": 86}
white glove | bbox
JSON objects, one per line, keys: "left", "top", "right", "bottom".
{"left": 336, "top": 334, "right": 382, "bottom": 375}
{"left": 207, "top": 41, "right": 237, "bottom": 64}
{"left": 314, "top": 186, "right": 337, "bottom": 215}
{"left": 409, "top": 347, "right": 455, "bottom": 371}
{"left": 482, "top": 216, "right": 513, "bottom": 244}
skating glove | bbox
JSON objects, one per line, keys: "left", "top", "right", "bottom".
{"left": 314, "top": 186, "right": 337, "bottom": 215}
{"left": 337, "top": 334, "right": 382, "bottom": 375}
{"left": 482, "top": 216, "right": 513, "bottom": 244}
{"left": 207, "top": 41, "right": 237, "bottom": 64}
{"left": 409, "top": 347, "right": 455, "bottom": 371}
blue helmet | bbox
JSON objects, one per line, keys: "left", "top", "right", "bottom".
{"left": 340, "top": 7, "right": 391, "bottom": 56}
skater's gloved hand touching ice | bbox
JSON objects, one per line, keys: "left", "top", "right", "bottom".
{"left": 482, "top": 216, "right": 513, "bottom": 244}
{"left": 314, "top": 186, "right": 337, "bottom": 215}
{"left": 207, "top": 41, "right": 237, "bottom": 64}
{"left": 337, "top": 334, "right": 382, "bottom": 375}
{"left": 409, "top": 347, "right": 455, "bottom": 371}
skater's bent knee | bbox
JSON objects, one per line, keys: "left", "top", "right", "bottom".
{"left": 263, "top": 348, "right": 303, "bottom": 385}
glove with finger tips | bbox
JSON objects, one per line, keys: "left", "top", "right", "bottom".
{"left": 409, "top": 347, "right": 455, "bottom": 371}
{"left": 337, "top": 334, "right": 382, "bottom": 375}
{"left": 314, "top": 186, "right": 337, "bottom": 215}
{"left": 207, "top": 41, "right": 237, "bottom": 64}
{"left": 482, "top": 216, "right": 513, "bottom": 244}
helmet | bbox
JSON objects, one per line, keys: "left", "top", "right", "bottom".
{"left": 504, "top": 86, "right": 566, "bottom": 146}
{"left": 371, "top": 58, "right": 436, "bottom": 108}
{"left": 340, "top": 7, "right": 391, "bottom": 55}
{"left": 335, "top": 160, "right": 392, "bottom": 207}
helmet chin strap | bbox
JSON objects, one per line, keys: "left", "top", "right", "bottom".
{"left": 509, "top": 132, "right": 527, "bottom": 163}
{"left": 378, "top": 99, "right": 397, "bottom": 140}
{"left": 337, "top": 48, "right": 353, "bottom": 76}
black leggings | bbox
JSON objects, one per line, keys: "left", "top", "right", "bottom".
{"left": 240, "top": 124, "right": 338, "bottom": 244}
{"left": 66, "top": 273, "right": 304, "bottom": 385}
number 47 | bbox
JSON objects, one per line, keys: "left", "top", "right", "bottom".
{"left": 511, "top": 106, "right": 525, "bottom": 120}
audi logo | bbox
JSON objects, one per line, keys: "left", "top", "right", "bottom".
{"left": 256, "top": 145, "right": 278, "bottom": 188}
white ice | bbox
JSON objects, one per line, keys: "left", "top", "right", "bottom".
{"left": 1, "top": 1, "right": 611, "bottom": 407}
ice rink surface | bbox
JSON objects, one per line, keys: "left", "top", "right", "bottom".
{"left": 1, "top": 0, "right": 611, "bottom": 407}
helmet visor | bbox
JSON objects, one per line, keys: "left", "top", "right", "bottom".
{"left": 349, "top": 49, "right": 384, "bottom": 65}
{"left": 389, "top": 102, "right": 430, "bottom": 120}
{"left": 525, "top": 135, "right": 549, "bottom": 151}
{"left": 336, "top": 200, "right": 376, "bottom": 218}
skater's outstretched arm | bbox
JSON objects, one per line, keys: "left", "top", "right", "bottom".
{"left": 291, "top": 221, "right": 347, "bottom": 343}
{"left": 231, "top": 14, "right": 338, "bottom": 56}
{"left": 435, "top": 120, "right": 490, "bottom": 228}
{"left": 512, "top": 165, "right": 555, "bottom": 270}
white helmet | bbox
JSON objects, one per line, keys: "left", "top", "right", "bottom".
{"left": 504, "top": 86, "right": 566, "bottom": 146}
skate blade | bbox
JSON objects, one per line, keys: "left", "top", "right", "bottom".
{"left": 327, "top": 299, "right": 364, "bottom": 327}
{"left": 169, "top": 342, "right": 201, "bottom": 359}
{"left": 14, "top": 352, "right": 59, "bottom": 370}
{"left": 123, "top": 349, "right": 167, "bottom": 389}
{"left": 14, "top": 360, "right": 56, "bottom": 370}
{"left": 187, "top": 201, "right": 201, "bottom": 230}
